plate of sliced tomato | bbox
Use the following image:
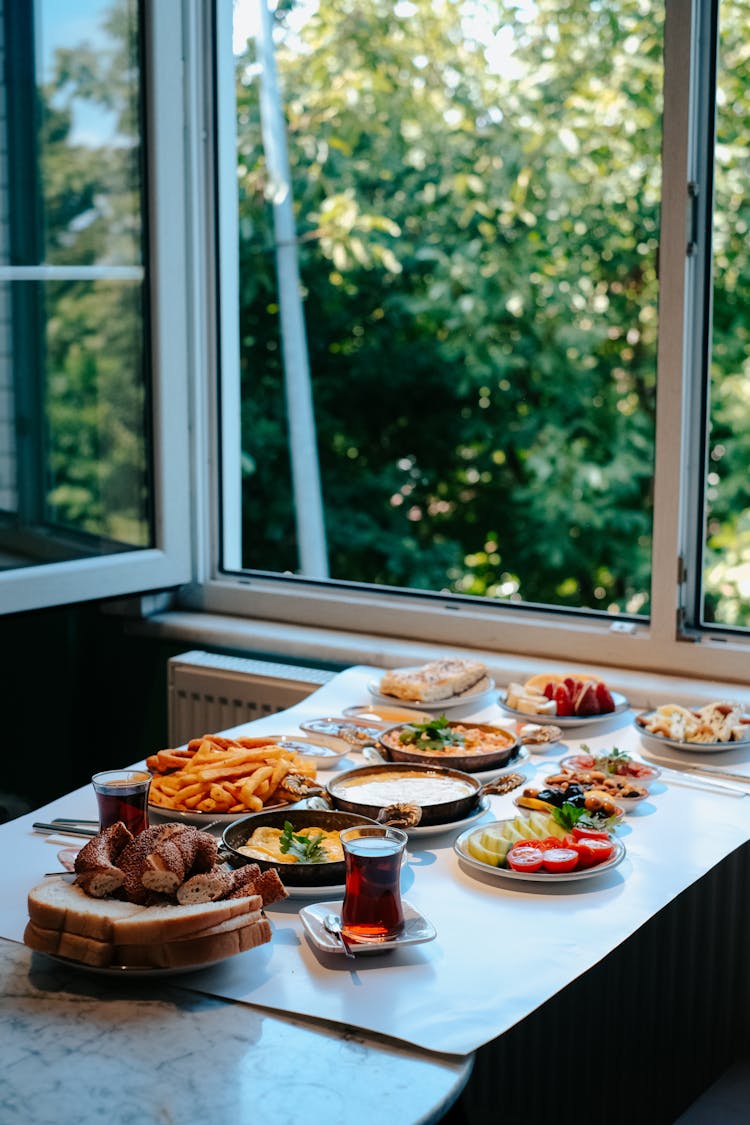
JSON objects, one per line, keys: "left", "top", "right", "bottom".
{"left": 454, "top": 822, "right": 626, "bottom": 883}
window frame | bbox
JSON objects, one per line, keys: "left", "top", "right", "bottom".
{"left": 0, "top": 0, "right": 192, "bottom": 615}
{"left": 180, "top": 0, "right": 750, "bottom": 685}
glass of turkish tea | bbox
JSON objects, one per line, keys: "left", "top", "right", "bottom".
{"left": 339, "top": 824, "right": 408, "bottom": 942}
{"left": 91, "top": 769, "right": 151, "bottom": 835}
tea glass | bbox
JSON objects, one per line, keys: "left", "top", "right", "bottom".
{"left": 339, "top": 824, "right": 408, "bottom": 942}
{"left": 91, "top": 769, "right": 151, "bottom": 834}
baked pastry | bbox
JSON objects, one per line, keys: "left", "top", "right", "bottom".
{"left": 379, "top": 659, "right": 489, "bottom": 703}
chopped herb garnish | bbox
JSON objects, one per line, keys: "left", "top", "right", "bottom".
{"left": 278, "top": 820, "right": 327, "bottom": 863}
{"left": 581, "top": 743, "right": 633, "bottom": 775}
{"left": 398, "top": 714, "right": 465, "bottom": 751}
{"left": 550, "top": 801, "right": 618, "bottom": 832}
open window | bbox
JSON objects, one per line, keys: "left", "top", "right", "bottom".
{"left": 183, "top": 0, "right": 750, "bottom": 684}
{"left": 0, "top": 0, "right": 190, "bottom": 613}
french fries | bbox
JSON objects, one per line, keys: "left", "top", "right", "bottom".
{"left": 147, "top": 735, "right": 318, "bottom": 814}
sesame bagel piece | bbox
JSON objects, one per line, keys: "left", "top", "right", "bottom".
{"left": 73, "top": 821, "right": 134, "bottom": 899}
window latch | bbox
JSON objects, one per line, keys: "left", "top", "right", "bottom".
{"left": 686, "top": 181, "right": 700, "bottom": 257}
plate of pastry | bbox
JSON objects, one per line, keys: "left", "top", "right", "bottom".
{"left": 369, "top": 658, "right": 496, "bottom": 711}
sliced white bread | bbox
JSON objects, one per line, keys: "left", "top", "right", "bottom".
{"left": 24, "top": 920, "right": 113, "bottom": 968}
{"left": 117, "top": 906, "right": 262, "bottom": 955}
{"left": 27, "top": 878, "right": 262, "bottom": 945}
{"left": 112, "top": 893, "right": 261, "bottom": 944}
{"left": 116, "top": 916, "right": 271, "bottom": 969}
{"left": 28, "top": 878, "right": 143, "bottom": 940}
{"left": 24, "top": 912, "right": 270, "bottom": 970}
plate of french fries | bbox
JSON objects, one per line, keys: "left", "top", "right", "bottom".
{"left": 146, "top": 735, "right": 322, "bottom": 824}
{"left": 635, "top": 701, "right": 750, "bottom": 752}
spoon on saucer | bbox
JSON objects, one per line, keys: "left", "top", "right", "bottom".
{"left": 324, "top": 914, "right": 355, "bottom": 958}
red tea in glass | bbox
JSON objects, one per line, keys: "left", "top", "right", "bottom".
{"left": 340, "top": 826, "right": 407, "bottom": 941}
{"left": 92, "top": 770, "right": 151, "bottom": 834}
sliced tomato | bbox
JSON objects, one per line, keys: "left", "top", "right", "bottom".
{"left": 575, "top": 837, "right": 616, "bottom": 867}
{"left": 541, "top": 847, "right": 579, "bottom": 873}
{"left": 568, "top": 754, "right": 596, "bottom": 770}
{"left": 571, "top": 824, "right": 612, "bottom": 842}
{"left": 537, "top": 836, "right": 566, "bottom": 851}
{"left": 506, "top": 844, "right": 544, "bottom": 872}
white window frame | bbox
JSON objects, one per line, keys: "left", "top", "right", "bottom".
{"left": 177, "top": 0, "right": 750, "bottom": 686}
{"left": 0, "top": 0, "right": 192, "bottom": 615}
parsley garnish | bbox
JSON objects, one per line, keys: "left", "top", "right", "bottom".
{"left": 581, "top": 743, "right": 632, "bottom": 775}
{"left": 398, "top": 714, "right": 465, "bottom": 752}
{"left": 550, "top": 801, "right": 618, "bottom": 832}
{"left": 278, "top": 821, "right": 327, "bottom": 863}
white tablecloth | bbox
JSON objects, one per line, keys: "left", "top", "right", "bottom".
{"left": 4, "top": 664, "right": 750, "bottom": 1057}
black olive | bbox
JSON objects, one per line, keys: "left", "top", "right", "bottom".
{"left": 536, "top": 788, "right": 564, "bottom": 806}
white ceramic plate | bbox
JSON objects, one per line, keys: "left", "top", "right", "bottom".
{"left": 148, "top": 801, "right": 290, "bottom": 828}
{"left": 283, "top": 881, "right": 346, "bottom": 900}
{"left": 343, "top": 704, "right": 434, "bottom": 726}
{"left": 405, "top": 796, "right": 491, "bottom": 837}
{"left": 498, "top": 690, "right": 629, "bottom": 727}
{"left": 558, "top": 753, "right": 662, "bottom": 789}
{"left": 299, "top": 717, "right": 385, "bottom": 749}
{"left": 43, "top": 952, "right": 232, "bottom": 977}
{"left": 468, "top": 746, "right": 531, "bottom": 782}
{"left": 454, "top": 825, "right": 626, "bottom": 883}
{"left": 273, "top": 736, "right": 351, "bottom": 770}
{"left": 299, "top": 898, "right": 436, "bottom": 955}
{"left": 367, "top": 677, "right": 497, "bottom": 712}
{"left": 512, "top": 795, "right": 625, "bottom": 823}
{"left": 634, "top": 713, "right": 750, "bottom": 754}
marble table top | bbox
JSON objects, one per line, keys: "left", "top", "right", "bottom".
{"left": 0, "top": 939, "right": 471, "bottom": 1125}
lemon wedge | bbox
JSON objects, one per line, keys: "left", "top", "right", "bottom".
{"left": 466, "top": 834, "right": 503, "bottom": 866}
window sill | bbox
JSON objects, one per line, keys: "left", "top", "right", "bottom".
{"left": 130, "top": 609, "right": 749, "bottom": 709}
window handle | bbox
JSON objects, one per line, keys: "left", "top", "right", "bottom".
{"left": 687, "top": 181, "right": 700, "bottom": 256}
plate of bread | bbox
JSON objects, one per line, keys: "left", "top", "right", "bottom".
{"left": 370, "top": 659, "right": 496, "bottom": 711}
{"left": 24, "top": 820, "right": 284, "bottom": 973}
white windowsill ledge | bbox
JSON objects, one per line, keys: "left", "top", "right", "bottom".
{"left": 130, "top": 609, "right": 749, "bottom": 709}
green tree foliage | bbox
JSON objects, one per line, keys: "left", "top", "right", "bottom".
{"left": 236, "top": 0, "right": 663, "bottom": 614}
{"left": 32, "top": 0, "right": 149, "bottom": 547}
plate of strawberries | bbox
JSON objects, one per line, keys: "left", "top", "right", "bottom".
{"left": 500, "top": 672, "right": 628, "bottom": 727}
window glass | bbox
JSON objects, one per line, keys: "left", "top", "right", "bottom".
{"left": 232, "top": 0, "right": 662, "bottom": 616}
{"left": 702, "top": 0, "right": 750, "bottom": 629}
{"left": 0, "top": 0, "right": 151, "bottom": 570}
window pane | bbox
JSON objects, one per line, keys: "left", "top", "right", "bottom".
{"left": 702, "top": 0, "right": 750, "bottom": 629}
{"left": 0, "top": 0, "right": 152, "bottom": 569}
{"left": 3, "top": 0, "right": 142, "bottom": 269}
{"left": 232, "top": 0, "right": 661, "bottom": 615}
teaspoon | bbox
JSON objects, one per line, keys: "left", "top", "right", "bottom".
{"left": 324, "top": 913, "right": 356, "bottom": 958}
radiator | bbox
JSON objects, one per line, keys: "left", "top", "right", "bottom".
{"left": 167, "top": 650, "right": 335, "bottom": 746}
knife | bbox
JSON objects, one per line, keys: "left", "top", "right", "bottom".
{"left": 33, "top": 822, "right": 98, "bottom": 837}
{"left": 646, "top": 757, "right": 750, "bottom": 786}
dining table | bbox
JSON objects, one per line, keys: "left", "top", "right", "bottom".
{"left": 2, "top": 664, "right": 750, "bottom": 1124}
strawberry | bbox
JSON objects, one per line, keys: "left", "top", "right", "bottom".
{"left": 543, "top": 681, "right": 556, "bottom": 700}
{"left": 595, "top": 681, "right": 616, "bottom": 714}
{"left": 574, "top": 681, "right": 600, "bottom": 715}
{"left": 564, "top": 677, "right": 579, "bottom": 695}
{"left": 553, "top": 683, "right": 573, "bottom": 716}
